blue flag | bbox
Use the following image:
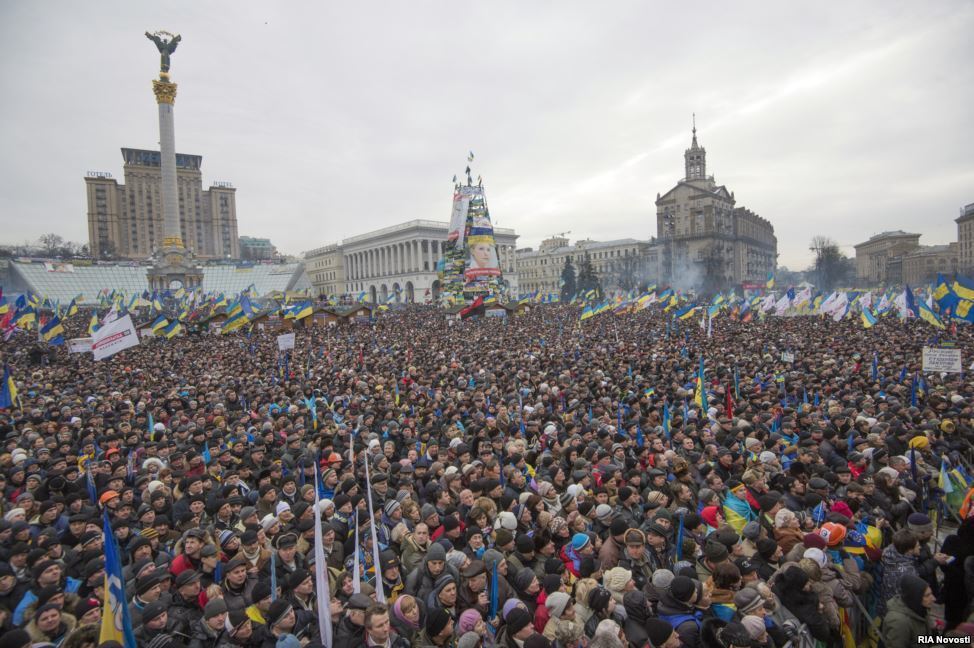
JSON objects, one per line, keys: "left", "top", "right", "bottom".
{"left": 100, "top": 511, "right": 137, "bottom": 648}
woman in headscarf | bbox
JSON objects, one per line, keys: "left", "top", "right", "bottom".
{"left": 390, "top": 594, "right": 423, "bottom": 644}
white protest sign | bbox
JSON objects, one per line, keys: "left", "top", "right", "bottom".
{"left": 277, "top": 333, "right": 296, "bottom": 351}
{"left": 922, "top": 346, "right": 962, "bottom": 373}
{"left": 91, "top": 314, "right": 140, "bottom": 361}
{"left": 67, "top": 338, "right": 93, "bottom": 354}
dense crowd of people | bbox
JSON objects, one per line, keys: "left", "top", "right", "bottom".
{"left": 1, "top": 302, "right": 973, "bottom": 648}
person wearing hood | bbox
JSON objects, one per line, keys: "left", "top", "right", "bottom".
{"left": 405, "top": 542, "right": 458, "bottom": 604}
{"left": 621, "top": 590, "right": 652, "bottom": 648}
{"left": 882, "top": 574, "right": 936, "bottom": 648}
{"left": 770, "top": 565, "right": 831, "bottom": 644}
{"left": 389, "top": 594, "right": 423, "bottom": 644}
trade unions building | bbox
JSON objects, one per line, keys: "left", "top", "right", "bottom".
{"left": 304, "top": 220, "right": 519, "bottom": 302}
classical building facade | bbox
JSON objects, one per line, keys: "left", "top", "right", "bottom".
{"left": 85, "top": 148, "right": 239, "bottom": 261}
{"left": 901, "top": 243, "right": 960, "bottom": 286}
{"left": 654, "top": 125, "right": 776, "bottom": 288}
{"left": 853, "top": 231, "right": 921, "bottom": 284}
{"left": 957, "top": 202, "right": 974, "bottom": 275}
{"left": 304, "top": 243, "right": 346, "bottom": 299}
{"left": 305, "top": 220, "right": 519, "bottom": 302}
{"left": 516, "top": 236, "right": 660, "bottom": 295}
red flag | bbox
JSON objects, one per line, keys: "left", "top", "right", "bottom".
{"left": 459, "top": 296, "right": 484, "bottom": 319}
{"left": 725, "top": 384, "right": 735, "bottom": 416}
{"left": 358, "top": 346, "right": 364, "bottom": 368}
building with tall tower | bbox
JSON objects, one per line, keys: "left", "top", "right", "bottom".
{"left": 85, "top": 151, "right": 239, "bottom": 261}
{"left": 86, "top": 31, "right": 238, "bottom": 268}
{"left": 654, "top": 118, "right": 776, "bottom": 289}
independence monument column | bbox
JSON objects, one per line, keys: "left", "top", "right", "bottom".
{"left": 145, "top": 31, "right": 201, "bottom": 290}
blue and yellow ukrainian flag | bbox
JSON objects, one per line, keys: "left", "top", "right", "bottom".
{"left": 162, "top": 320, "right": 183, "bottom": 339}
{"left": 100, "top": 512, "right": 137, "bottom": 648}
{"left": 860, "top": 309, "right": 877, "bottom": 329}
{"left": 694, "top": 356, "right": 708, "bottom": 410}
{"left": 918, "top": 300, "right": 945, "bottom": 330}
{"left": 88, "top": 314, "right": 100, "bottom": 336}
{"left": 766, "top": 272, "right": 775, "bottom": 289}
{"left": 40, "top": 316, "right": 65, "bottom": 345}
{"left": 294, "top": 301, "right": 313, "bottom": 320}
{"left": 0, "top": 365, "right": 18, "bottom": 410}
{"left": 151, "top": 316, "right": 169, "bottom": 334}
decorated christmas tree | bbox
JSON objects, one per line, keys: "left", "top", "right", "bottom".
{"left": 439, "top": 154, "right": 504, "bottom": 305}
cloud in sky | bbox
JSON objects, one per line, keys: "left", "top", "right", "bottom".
{"left": 0, "top": 1, "right": 971, "bottom": 270}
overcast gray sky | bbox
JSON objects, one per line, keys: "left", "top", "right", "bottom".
{"left": 2, "top": 1, "right": 972, "bottom": 269}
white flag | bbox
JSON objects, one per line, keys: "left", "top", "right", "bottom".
{"left": 313, "top": 471, "right": 334, "bottom": 648}
{"left": 91, "top": 314, "right": 140, "bottom": 361}
{"left": 363, "top": 456, "right": 386, "bottom": 603}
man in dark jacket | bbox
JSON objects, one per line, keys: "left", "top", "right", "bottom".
{"left": 334, "top": 593, "right": 371, "bottom": 648}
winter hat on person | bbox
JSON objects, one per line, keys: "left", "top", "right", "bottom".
{"left": 427, "top": 608, "right": 453, "bottom": 637}
{"left": 908, "top": 513, "right": 933, "bottom": 536}
{"left": 603, "top": 567, "right": 632, "bottom": 592}
{"left": 496, "top": 511, "right": 517, "bottom": 530}
{"left": 458, "top": 609, "right": 483, "bottom": 635}
{"left": 505, "top": 608, "right": 533, "bottom": 636}
{"left": 803, "top": 547, "right": 827, "bottom": 568}
{"left": 651, "top": 569, "right": 675, "bottom": 592}
{"left": 458, "top": 633, "right": 481, "bottom": 648}
{"left": 594, "top": 504, "right": 613, "bottom": 521}
{"left": 645, "top": 618, "right": 677, "bottom": 648}
{"left": 571, "top": 533, "right": 591, "bottom": 551}
{"left": 717, "top": 622, "right": 753, "bottom": 647}
{"left": 427, "top": 543, "right": 447, "bottom": 562}
{"left": 756, "top": 538, "right": 779, "bottom": 560}
{"left": 733, "top": 587, "right": 764, "bottom": 615}
{"left": 0, "top": 629, "right": 31, "bottom": 648}
{"left": 741, "top": 521, "right": 761, "bottom": 541}
{"left": 228, "top": 609, "right": 251, "bottom": 636}
{"left": 514, "top": 567, "right": 536, "bottom": 592}
{"left": 609, "top": 517, "right": 628, "bottom": 537}
{"left": 587, "top": 586, "right": 612, "bottom": 614}
{"left": 703, "top": 541, "right": 729, "bottom": 562}
{"left": 803, "top": 532, "right": 827, "bottom": 550}
{"left": 267, "top": 600, "right": 294, "bottom": 628}
{"left": 669, "top": 576, "right": 696, "bottom": 603}
{"left": 142, "top": 600, "right": 168, "bottom": 624}
{"left": 900, "top": 574, "right": 930, "bottom": 616}
{"left": 774, "top": 509, "right": 796, "bottom": 528}
{"left": 741, "top": 616, "right": 766, "bottom": 639}
{"left": 818, "top": 522, "right": 847, "bottom": 548}
{"left": 205, "top": 598, "right": 228, "bottom": 619}
{"left": 830, "top": 501, "right": 854, "bottom": 521}
{"left": 276, "top": 635, "right": 301, "bottom": 648}
{"left": 502, "top": 599, "right": 525, "bottom": 620}
{"left": 494, "top": 528, "right": 514, "bottom": 547}
{"left": 545, "top": 591, "right": 572, "bottom": 618}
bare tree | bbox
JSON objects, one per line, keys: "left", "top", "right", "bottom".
{"left": 38, "top": 233, "right": 65, "bottom": 256}
{"left": 809, "top": 236, "right": 853, "bottom": 291}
